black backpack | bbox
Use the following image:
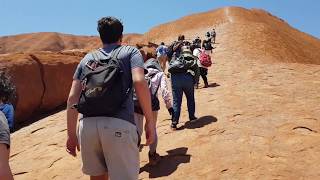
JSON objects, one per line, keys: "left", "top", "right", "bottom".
{"left": 133, "top": 72, "right": 160, "bottom": 115}
{"left": 168, "top": 51, "right": 198, "bottom": 74}
{"left": 75, "top": 46, "right": 131, "bottom": 117}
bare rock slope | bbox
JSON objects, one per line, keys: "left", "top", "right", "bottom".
{"left": 8, "top": 6, "right": 320, "bottom": 180}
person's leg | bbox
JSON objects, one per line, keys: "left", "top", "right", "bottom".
{"left": 148, "top": 111, "right": 161, "bottom": 165}
{"left": 171, "top": 74, "right": 183, "bottom": 126}
{"left": 163, "top": 56, "right": 168, "bottom": 74}
{"left": 78, "top": 118, "right": 108, "bottom": 178}
{"left": 183, "top": 75, "right": 196, "bottom": 120}
{"left": 158, "top": 56, "right": 165, "bottom": 72}
{"left": 99, "top": 117, "right": 139, "bottom": 180}
{"left": 149, "top": 111, "right": 158, "bottom": 153}
{"left": 0, "top": 144, "right": 13, "bottom": 180}
{"left": 134, "top": 113, "right": 144, "bottom": 137}
{"left": 134, "top": 113, "right": 144, "bottom": 151}
{"left": 200, "top": 68, "right": 209, "bottom": 87}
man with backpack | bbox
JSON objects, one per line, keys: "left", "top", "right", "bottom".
{"left": 133, "top": 58, "right": 173, "bottom": 165}
{"left": 66, "top": 17, "right": 155, "bottom": 180}
{"left": 156, "top": 42, "right": 168, "bottom": 74}
{"left": 167, "top": 35, "right": 186, "bottom": 61}
{"left": 168, "top": 44, "right": 199, "bottom": 130}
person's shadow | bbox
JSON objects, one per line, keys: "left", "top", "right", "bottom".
{"left": 178, "top": 115, "right": 217, "bottom": 130}
{"left": 208, "top": 82, "right": 220, "bottom": 88}
{"left": 139, "top": 147, "right": 191, "bottom": 178}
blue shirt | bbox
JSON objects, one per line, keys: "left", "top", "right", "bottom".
{"left": 73, "top": 44, "right": 144, "bottom": 125}
{"left": 156, "top": 45, "right": 168, "bottom": 57}
{"left": 0, "top": 104, "right": 14, "bottom": 130}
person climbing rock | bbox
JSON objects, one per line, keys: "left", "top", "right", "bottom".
{"left": 134, "top": 58, "right": 173, "bottom": 165}
{"left": 66, "top": 16, "right": 155, "bottom": 180}
{"left": 168, "top": 45, "right": 199, "bottom": 130}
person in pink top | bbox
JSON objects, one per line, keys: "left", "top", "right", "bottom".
{"left": 134, "top": 58, "right": 173, "bottom": 165}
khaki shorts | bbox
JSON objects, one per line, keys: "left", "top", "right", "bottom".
{"left": 78, "top": 117, "right": 139, "bottom": 180}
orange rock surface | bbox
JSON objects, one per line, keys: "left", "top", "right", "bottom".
{"left": 0, "top": 52, "right": 83, "bottom": 123}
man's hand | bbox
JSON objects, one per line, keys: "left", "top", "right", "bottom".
{"left": 144, "top": 121, "right": 156, "bottom": 145}
{"left": 66, "top": 135, "right": 80, "bottom": 157}
{"left": 66, "top": 80, "right": 82, "bottom": 157}
{"left": 168, "top": 107, "right": 174, "bottom": 115}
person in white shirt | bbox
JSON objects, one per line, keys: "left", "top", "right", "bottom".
{"left": 193, "top": 47, "right": 209, "bottom": 88}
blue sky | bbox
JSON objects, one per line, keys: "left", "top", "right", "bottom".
{"left": 1, "top": 0, "right": 319, "bottom": 38}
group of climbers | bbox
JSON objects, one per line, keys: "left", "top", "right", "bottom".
{"left": 2, "top": 16, "right": 216, "bottom": 180}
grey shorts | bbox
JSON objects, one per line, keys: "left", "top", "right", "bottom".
{"left": 78, "top": 117, "right": 139, "bottom": 180}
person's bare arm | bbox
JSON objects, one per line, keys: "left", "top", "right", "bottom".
{"left": 173, "top": 41, "right": 182, "bottom": 51}
{"left": 0, "top": 144, "right": 13, "bottom": 180}
{"left": 66, "top": 80, "right": 81, "bottom": 156}
{"left": 132, "top": 67, "right": 155, "bottom": 145}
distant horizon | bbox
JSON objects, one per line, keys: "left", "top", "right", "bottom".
{"left": 1, "top": 1, "right": 320, "bottom": 38}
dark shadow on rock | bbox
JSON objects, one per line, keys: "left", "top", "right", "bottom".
{"left": 139, "top": 147, "right": 191, "bottom": 178}
{"left": 13, "top": 103, "right": 67, "bottom": 132}
{"left": 178, "top": 115, "right": 217, "bottom": 130}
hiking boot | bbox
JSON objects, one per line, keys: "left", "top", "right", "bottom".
{"left": 148, "top": 152, "right": 161, "bottom": 166}
{"left": 189, "top": 116, "right": 198, "bottom": 122}
{"left": 171, "top": 123, "right": 177, "bottom": 130}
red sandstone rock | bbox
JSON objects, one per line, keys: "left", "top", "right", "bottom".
{"left": 0, "top": 52, "right": 82, "bottom": 123}
{"left": 0, "top": 53, "right": 44, "bottom": 122}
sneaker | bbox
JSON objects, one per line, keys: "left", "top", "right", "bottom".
{"left": 203, "top": 84, "right": 209, "bottom": 88}
{"left": 148, "top": 152, "right": 161, "bottom": 166}
{"left": 171, "top": 123, "right": 177, "bottom": 130}
{"left": 189, "top": 116, "right": 198, "bottom": 122}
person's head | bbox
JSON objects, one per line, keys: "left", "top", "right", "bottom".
{"left": 97, "top": 16, "right": 123, "bottom": 44}
{"left": 178, "top": 35, "right": 185, "bottom": 41}
{"left": 0, "top": 71, "right": 16, "bottom": 104}
{"left": 160, "top": 42, "right": 165, "bottom": 45}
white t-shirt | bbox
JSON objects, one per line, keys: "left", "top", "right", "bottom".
{"left": 193, "top": 48, "right": 208, "bottom": 69}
